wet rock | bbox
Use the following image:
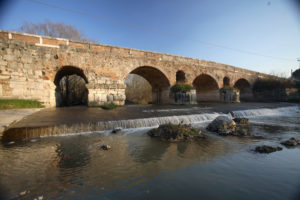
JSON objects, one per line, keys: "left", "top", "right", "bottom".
{"left": 254, "top": 145, "right": 283, "bottom": 153}
{"left": 281, "top": 138, "right": 300, "bottom": 147}
{"left": 233, "top": 118, "right": 249, "bottom": 125}
{"left": 100, "top": 144, "right": 111, "bottom": 150}
{"left": 147, "top": 123, "right": 203, "bottom": 142}
{"left": 112, "top": 127, "right": 122, "bottom": 134}
{"left": 19, "top": 190, "right": 29, "bottom": 196}
{"left": 207, "top": 116, "right": 236, "bottom": 135}
{"left": 235, "top": 118, "right": 251, "bottom": 136}
{"left": 34, "top": 196, "right": 43, "bottom": 200}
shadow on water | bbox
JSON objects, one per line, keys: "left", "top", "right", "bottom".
{"left": 128, "top": 138, "right": 170, "bottom": 164}
{"left": 55, "top": 136, "right": 91, "bottom": 169}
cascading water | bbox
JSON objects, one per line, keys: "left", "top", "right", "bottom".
{"left": 231, "top": 106, "right": 300, "bottom": 118}
{"left": 3, "top": 105, "right": 300, "bottom": 141}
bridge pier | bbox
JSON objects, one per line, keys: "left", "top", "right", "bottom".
{"left": 152, "top": 87, "right": 171, "bottom": 104}
{"left": 87, "top": 80, "right": 126, "bottom": 106}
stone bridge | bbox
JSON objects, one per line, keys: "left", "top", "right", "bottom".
{"left": 0, "top": 30, "right": 272, "bottom": 107}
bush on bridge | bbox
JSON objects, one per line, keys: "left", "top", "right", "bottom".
{"left": 170, "top": 84, "right": 194, "bottom": 93}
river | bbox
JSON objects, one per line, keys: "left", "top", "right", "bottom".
{"left": 0, "top": 104, "right": 300, "bottom": 199}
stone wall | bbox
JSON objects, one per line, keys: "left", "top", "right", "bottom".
{"left": 0, "top": 30, "right": 275, "bottom": 107}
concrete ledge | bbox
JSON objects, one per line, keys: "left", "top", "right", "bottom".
{"left": 0, "top": 108, "right": 43, "bottom": 137}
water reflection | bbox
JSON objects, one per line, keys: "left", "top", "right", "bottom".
{"left": 129, "top": 138, "right": 170, "bottom": 164}
{"left": 55, "top": 136, "right": 91, "bottom": 169}
{"left": 0, "top": 122, "right": 300, "bottom": 200}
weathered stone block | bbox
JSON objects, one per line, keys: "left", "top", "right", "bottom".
{"left": 107, "top": 94, "right": 114, "bottom": 102}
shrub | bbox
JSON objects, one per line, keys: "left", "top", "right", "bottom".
{"left": 220, "top": 86, "right": 239, "bottom": 92}
{"left": 100, "top": 103, "right": 118, "bottom": 110}
{"left": 171, "top": 84, "right": 194, "bottom": 93}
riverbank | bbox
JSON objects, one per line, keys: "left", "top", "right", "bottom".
{"left": 1, "top": 102, "right": 298, "bottom": 141}
{"left": 0, "top": 108, "right": 43, "bottom": 136}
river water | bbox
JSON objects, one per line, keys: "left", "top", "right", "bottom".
{"left": 0, "top": 105, "right": 300, "bottom": 200}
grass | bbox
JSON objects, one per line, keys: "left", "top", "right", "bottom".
{"left": 100, "top": 103, "right": 118, "bottom": 110}
{"left": 0, "top": 99, "right": 43, "bottom": 109}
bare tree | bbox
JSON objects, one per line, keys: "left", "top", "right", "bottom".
{"left": 125, "top": 74, "right": 152, "bottom": 104}
{"left": 19, "top": 19, "right": 97, "bottom": 42}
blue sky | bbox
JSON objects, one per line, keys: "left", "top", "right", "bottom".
{"left": 1, "top": 0, "right": 300, "bottom": 77}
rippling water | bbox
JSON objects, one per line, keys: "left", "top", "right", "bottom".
{"left": 0, "top": 106, "right": 300, "bottom": 200}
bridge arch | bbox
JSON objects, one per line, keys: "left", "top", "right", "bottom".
{"left": 54, "top": 66, "right": 89, "bottom": 107}
{"left": 234, "top": 78, "right": 252, "bottom": 101}
{"left": 193, "top": 74, "right": 219, "bottom": 102}
{"left": 125, "top": 66, "right": 171, "bottom": 104}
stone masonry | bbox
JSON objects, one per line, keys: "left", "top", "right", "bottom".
{"left": 0, "top": 30, "right": 274, "bottom": 107}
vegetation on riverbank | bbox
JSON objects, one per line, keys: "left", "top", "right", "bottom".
{"left": 0, "top": 99, "right": 43, "bottom": 109}
{"left": 100, "top": 103, "right": 118, "bottom": 110}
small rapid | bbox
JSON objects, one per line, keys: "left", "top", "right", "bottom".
{"left": 2, "top": 105, "right": 300, "bottom": 141}
{"left": 231, "top": 106, "right": 300, "bottom": 118}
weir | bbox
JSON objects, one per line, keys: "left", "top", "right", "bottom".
{"left": 2, "top": 104, "right": 299, "bottom": 141}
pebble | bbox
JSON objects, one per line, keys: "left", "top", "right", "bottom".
{"left": 100, "top": 144, "right": 111, "bottom": 150}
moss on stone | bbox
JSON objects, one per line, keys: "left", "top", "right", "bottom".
{"left": 147, "top": 123, "right": 203, "bottom": 142}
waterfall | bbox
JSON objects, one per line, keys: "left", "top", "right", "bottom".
{"left": 96, "top": 113, "right": 223, "bottom": 130}
{"left": 231, "top": 106, "right": 300, "bottom": 118}
{"left": 3, "top": 106, "right": 299, "bottom": 141}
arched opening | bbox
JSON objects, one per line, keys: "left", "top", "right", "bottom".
{"left": 193, "top": 74, "right": 219, "bottom": 102}
{"left": 125, "top": 66, "right": 171, "bottom": 104}
{"left": 223, "top": 77, "right": 230, "bottom": 87}
{"left": 125, "top": 74, "right": 152, "bottom": 104}
{"left": 234, "top": 78, "right": 252, "bottom": 101}
{"left": 54, "top": 66, "right": 88, "bottom": 107}
{"left": 176, "top": 70, "right": 186, "bottom": 83}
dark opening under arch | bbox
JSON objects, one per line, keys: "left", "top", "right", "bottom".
{"left": 176, "top": 70, "right": 186, "bottom": 83}
{"left": 125, "top": 66, "right": 170, "bottom": 104}
{"left": 234, "top": 78, "right": 252, "bottom": 101}
{"left": 54, "top": 66, "right": 89, "bottom": 107}
{"left": 223, "top": 76, "right": 230, "bottom": 87}
{"left": 193, "top": 74, "right": 219, "bottom": 102}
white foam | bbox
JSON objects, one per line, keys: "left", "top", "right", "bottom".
{"left": 231, "top": 106, "right": 300, "bottom": 118}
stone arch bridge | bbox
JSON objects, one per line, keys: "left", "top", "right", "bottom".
{"left": 0, "top": 30, "right": 272, "bottom": 107}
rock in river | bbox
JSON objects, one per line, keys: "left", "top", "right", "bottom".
{"left": 207, "top": 116, "right": 236, "bottom": 135}
{"left": 207, "top": 116, "right": 252, "bottom": 136}
{"left": 233, "top": 118, "right": 249, "bottom": 125}
{"left": 100, "top": 145, "right": 111, "bottom": 150}
{"left": 112, "top": 127, "right": 122, "bottom": 134}
{"left": 254, "top": 145, "right": 283, "bottom": 153}
{"left": 281, "top": 137, "right": 300, "bottom": 147}
{"left": 147, "top": 123, "right": 203, "bottom": 142}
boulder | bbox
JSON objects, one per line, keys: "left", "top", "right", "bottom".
{"left": 233, "top": 118, "right": 249, "bottom": 125}
{"left": 100, "top": 144, "right": 111, "bottom": 150}
{"left": 254, "top": 145, "right": 283, "bottom": 153}
{"left": 147, "top": 123, "right": 203, "bottom": 142}
{"left": 207, "top": 116, "right": 236, "bottom": 135}
{"left": 234, "top": 117, "right": 251, "bottom": 136}
{"left": 281, "top": 137, "right": 300, "bottom": 147}
{"left": 112, "top": 127, "right": 122, "bottom": 134}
